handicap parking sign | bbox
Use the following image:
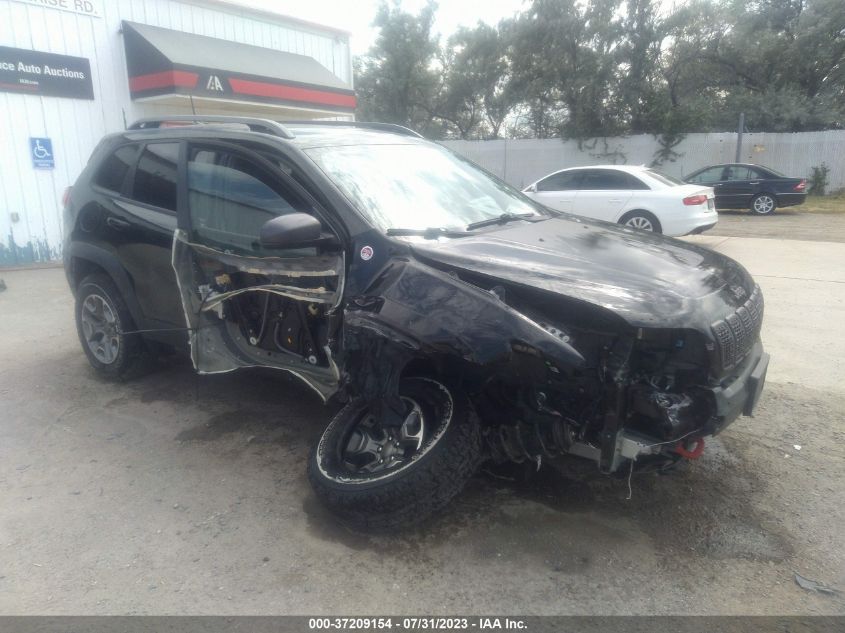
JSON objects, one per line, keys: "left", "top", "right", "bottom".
{"left": 30, "top": 137, "right": 55, "bottom": 169}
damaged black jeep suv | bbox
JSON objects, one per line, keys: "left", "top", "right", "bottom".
{"left": 64, "top": 116, "right": 769, "bottom": 528}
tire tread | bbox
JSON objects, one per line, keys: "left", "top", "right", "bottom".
{"left": 307, "top": 381, "right": 482, "bottom": 531}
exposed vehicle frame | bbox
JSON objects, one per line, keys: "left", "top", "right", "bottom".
{"left": 64, "top": 116, "right": 770, "bottom": 528}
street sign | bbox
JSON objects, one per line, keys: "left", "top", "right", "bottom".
{"left": 30, "top": 137, "right": 55, "bottom": 169}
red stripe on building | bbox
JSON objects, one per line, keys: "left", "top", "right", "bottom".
{"left": 228, "top": 78, "right": 356, "bottom": 109}
{"left": 129, "top": 70, "right": 199, "bottom": 92}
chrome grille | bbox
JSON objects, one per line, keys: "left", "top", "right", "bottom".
{"left": 711, "top": 285, "right": 764, "bottom": 371}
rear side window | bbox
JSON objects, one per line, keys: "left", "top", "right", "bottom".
{"left": 724, "top": 166, "right": 757, "bottom": 181}
{"left": 94, "top": 144, "right": 138, "bottom": 193}
{"left": 132, "top": 142, "right": 180, "bottom": 211}
{"left": 581, "top": 169, "right": 644, "bottom": 190}
{"left": 537, "top": 170, "right": 581, "bottom": 191}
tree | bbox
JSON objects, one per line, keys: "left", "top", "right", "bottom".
{"left": 354, "top": 1, "right": 440, "bottom": 134}
{"left": 614, "top": 0, "right": 667, "bottom": 134}
{"left": 431, "top": 23, "right": 517, "bottom": 139}
{"left": 661, "top": 0, "right": 845, "bottom": 132}
{"left": 507, "top": 0, "right": 628, "bottom": 139}
{"left": 354, "top": 0, "right": 845, "bottom": 138}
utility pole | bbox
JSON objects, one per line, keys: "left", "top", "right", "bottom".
{"left": 735, "top": 112, "right": 745, "bottom": 163}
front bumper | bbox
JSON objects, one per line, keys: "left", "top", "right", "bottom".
{"left": 603, "top": 340, "right": 767, "bottom": 472}
{"left": 709, "top": 340, "right": 769, "bottom": 433}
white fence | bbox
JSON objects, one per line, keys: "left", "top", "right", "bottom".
{"left": 441, "top": 130, "right": 845, "bottom": 192}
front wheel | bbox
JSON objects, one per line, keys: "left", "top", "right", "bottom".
{"left": 308, "top": 377, "right": 482, "bottom": 530}
{"left": 750, "top": 193, "right": 777, "bottom": 215}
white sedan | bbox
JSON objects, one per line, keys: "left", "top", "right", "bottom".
{"left": 522, "top": 165, "right": 717, "bottom": 236}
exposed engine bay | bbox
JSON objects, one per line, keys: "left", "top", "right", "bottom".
{"left": 427, "top": 281, "right": 718, "bottom": 474}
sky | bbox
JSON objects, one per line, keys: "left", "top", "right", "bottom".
{"left": 240, "top": 0, "right": 531, "bottom": 55}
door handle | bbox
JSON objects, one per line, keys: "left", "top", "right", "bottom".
{"left": 106, "top": 216, "right": 131, "bottom": 231}
{"left": 749, "top": 181, "right": 760, "bottom": 185}
{"left": 608, "top": 198, "right": 622, "bottom": 203}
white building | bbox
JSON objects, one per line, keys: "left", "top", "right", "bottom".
{"left": 0, "top": 0, "right": 355, "bottom": 267}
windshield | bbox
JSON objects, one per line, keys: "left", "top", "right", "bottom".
{"left": 646, "top": 169, "right": 686, "bottom": 186}
{"left": 305, "top": 143, "right": 543, "bottom": 231}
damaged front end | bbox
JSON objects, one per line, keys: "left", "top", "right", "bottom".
{"left": 338, "top": 246, "right": 769, "bottom": 477}
{"left": 471, "top": 284, "right": 769, "bottom": 475}
{"left": 172, "top": 215, "right": 768, "bottom": 478}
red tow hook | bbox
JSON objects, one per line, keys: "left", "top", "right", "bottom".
{"left": 674, "top": 437, "right": 705, "bottom": 459}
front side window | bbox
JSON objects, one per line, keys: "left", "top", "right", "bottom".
{"left": 537, "top": 170, "right": 581, "bottom": 191}
{"left": 94, "top": 144, "right": 138, "bottom": 193}
{"left": 132, "top": 143, "right": 179, "bottom": 211}
{"left": 305, "top": 143, "right": 542, "bottom": 232}
{"left": 187, "top": 147, "right": 309, "bottom": 254}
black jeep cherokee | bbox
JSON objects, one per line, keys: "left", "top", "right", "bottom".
{"left": 63, "top": 116, "right": 769, "bottom": 529}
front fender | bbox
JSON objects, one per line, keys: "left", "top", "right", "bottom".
{"left": 341, "top": 259, "right": 585, "bottom": 399}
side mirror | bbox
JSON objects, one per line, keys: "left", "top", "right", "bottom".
{"left": 259, "top": 213, "right": 323, "bottom": 249}
{"left": 525, "top": 184, "right": 537, "bottom": 193}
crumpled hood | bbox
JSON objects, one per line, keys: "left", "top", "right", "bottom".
{"left": 410, "top": 215, "right": 754, "bottom": 330}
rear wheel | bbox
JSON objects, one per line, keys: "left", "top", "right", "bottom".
{"left": 308, "top": 377, "right": 482, "bottom": 530}
{"left": 75, "top": 274, "right": 145, "bottom": 379}
{"left": 750, "top": 193, "right": 777, "bottom": 215}
{"left": 619, "top": 210, "right": 662, "bottom": 233}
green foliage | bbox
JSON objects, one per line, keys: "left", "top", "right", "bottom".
{"left": 354, "top": 0, "right": 845, "bottom": 139}
{"left": 808, "top": 163, "right": 830, "bottom": 196}
{"left": 354, "top": 1, "right": 440, "bottom": 134}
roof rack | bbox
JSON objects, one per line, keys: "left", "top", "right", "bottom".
{"left": 280, "top": 120, "right": 424, "bottom": 138}
{"left": 129, "top": 115, "right": 295, "bottom": 139}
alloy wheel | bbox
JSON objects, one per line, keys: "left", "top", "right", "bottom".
{"left": 341, "top": 397, "right": 427, "bottom": 474}
{"left": 625, "top": 215, "right": 655, "bottom": 231}
{"left": 80, "top": 293, "right": 121, "bottom": 364}
{"left": 753, "top": 195, "right": 775, "bottom": 214}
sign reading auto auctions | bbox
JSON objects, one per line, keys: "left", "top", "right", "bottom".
{"left": 0, "top": 46, "right": 94, "bottom": 99}
{"left": 12, "top": 0, "right": 101, "bottom": 18}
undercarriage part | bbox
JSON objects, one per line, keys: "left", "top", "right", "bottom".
{"left": 484, "top": 417, "right": 577, "bottom": 465}
{"left": 674, "top": 436, "right": 705, "bottom": 459}
{"left": 484, "top": 414, "right": 702, "bottom": 474}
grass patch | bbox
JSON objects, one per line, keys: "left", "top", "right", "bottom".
{"left": 799, "top": 194, "right": 845, "bottom": 214}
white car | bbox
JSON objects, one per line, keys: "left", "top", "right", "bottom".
{"left": 522, "top": 165, "right": 717, "bottom": 236}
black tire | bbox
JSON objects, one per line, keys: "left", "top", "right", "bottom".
{"left": 750, "top": 193, "right": 777, "bottom": 215}
{"left": 75, "top": 274, "right": 145, "bottom": 379}
{"left": 308, "top": 377, "right": 482, "bottom": 530}
{"left": 619, "top": 210, "right": 662, "bottom": 233}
